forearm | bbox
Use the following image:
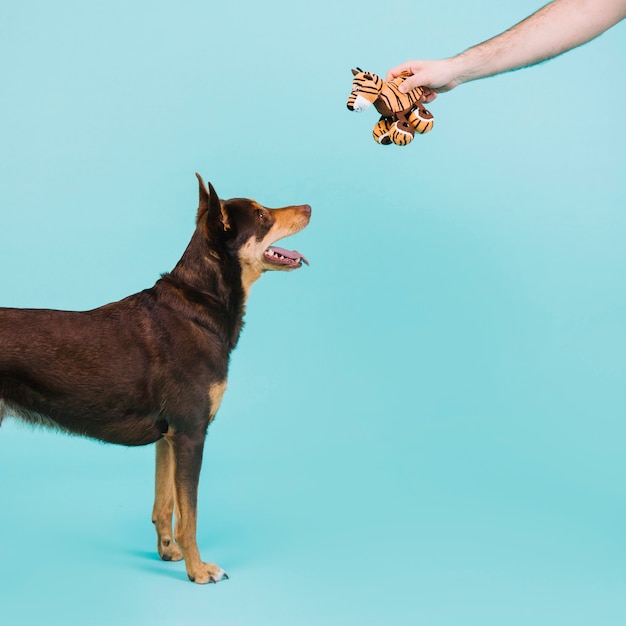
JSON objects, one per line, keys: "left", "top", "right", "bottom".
{"left": 451, "top": 0, "right": 626, "bottom": 84}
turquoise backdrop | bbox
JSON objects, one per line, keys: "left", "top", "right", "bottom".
{"left": 1, "top": 1, "right": 625, "bottom": 624}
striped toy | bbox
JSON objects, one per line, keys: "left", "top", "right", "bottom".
{"left": 347, "top": 68, "right": 434, "bottom": 146}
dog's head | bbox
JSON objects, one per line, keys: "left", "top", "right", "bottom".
{"left": 195, "top": 174, "right": 311, "bottom": 292}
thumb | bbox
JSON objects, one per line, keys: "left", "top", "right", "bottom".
{"left": 398, "top": 75, "right": 424, "bottom": 94}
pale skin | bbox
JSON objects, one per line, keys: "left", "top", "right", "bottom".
{"left": 387, "top": 0, "right": 626, "bottom": 101}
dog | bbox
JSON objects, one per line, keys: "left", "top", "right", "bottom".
{"left": 0, "top": 174, "right": 311, "bottom": 584}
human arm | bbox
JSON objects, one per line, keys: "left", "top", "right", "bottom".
{"left": 388, "top": 0, "right": 626, "bottom": 96}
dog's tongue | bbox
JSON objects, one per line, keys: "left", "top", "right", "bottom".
{"left": 268, "top": 246, "right": 310, "bottom": 266}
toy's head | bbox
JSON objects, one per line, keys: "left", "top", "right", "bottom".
{"left": 346, "top": 68, "right": 383, "bottom": 112}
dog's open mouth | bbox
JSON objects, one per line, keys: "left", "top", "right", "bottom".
{"left": 264, "top": 246, "right": 309, "bottom": 268}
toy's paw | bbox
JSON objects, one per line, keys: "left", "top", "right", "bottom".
{"left": 390, "top": 120, "right": 415, "bottom": 146}
{"left": 408, "top": 107, "right": 434, "bottom": 134}
{"left": 372, "top": 118, "right": 393, "bottom": 145}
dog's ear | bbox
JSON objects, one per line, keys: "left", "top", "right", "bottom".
{"left": 196, "top": 172, "right": 210, "bottom": 223}
{"left": 195, "top": 173, "right": 231, "bottom": 232}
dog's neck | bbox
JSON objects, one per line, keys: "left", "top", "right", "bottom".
{"left": 163, "top": 236, "right": 247, "bottom": 349}
{"left": 239, "top": 265, "right": 262, "bottom": 303}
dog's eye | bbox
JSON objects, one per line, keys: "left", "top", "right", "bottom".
{"left": 256, "top": 209, "right": 266, "bottom": 222}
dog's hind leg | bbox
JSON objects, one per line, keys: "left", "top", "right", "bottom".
{"left": 171, "top": 431, "right": 228, "bottom": 584}
{"left": 152, "top": 437, "right": 183, "bottom": 562}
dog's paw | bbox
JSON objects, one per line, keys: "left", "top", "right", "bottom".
{"left": 187, "top": 562, "right": 229, "bottom": 584}
{"left": 158, "top": 537, "right": 183, "bottom": 562}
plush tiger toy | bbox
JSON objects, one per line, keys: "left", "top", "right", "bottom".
{"left": 346, "top": 68, "right": 434, "bottom": 146}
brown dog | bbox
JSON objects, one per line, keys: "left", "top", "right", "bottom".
{"left": 0, "top": 174, "right": 311, "bottom": 583}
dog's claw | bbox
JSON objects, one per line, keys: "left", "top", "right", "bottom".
{"left": 187, "top": 564, "right": 228, "bottom": 584}
{"left": 209, "top": 571, "right": 229, "bottom": 583}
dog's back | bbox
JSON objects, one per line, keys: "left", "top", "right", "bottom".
{"left": 0, "top": 289, "right": 228, "bottom": 444}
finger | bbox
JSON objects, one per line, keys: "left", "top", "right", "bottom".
{"left": 385, "top": 63, "right": 413, "bottom": 81}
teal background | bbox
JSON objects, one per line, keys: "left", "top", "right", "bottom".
{"left": 1, "top": 1, "right": 625, "bottom": 624}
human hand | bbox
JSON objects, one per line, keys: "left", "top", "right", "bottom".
{"left": 386, "top": 59, "right": 462, "bottom": 99}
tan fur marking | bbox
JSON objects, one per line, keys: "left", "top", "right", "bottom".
{"left": 238, "top": 238, "right": 264, "bottom": 299}
{"left": 208, "top": 380, "right": 227, "bottom": 420}
{"left": 152, "top": 438, "right": 183, "bottom": 562}
{"left": 217, "top": 200, "right": 231, "bottom": 231}
{"left": 241, "top": 265, "right": 263, "bottom": 297}
{"left": 237, "top": 205, "right": 310, "bottom": 298}
{"left": 173, "top": 479, "right": 226, "bottom": 583}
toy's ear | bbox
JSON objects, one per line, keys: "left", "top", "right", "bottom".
{"left": 351, "top": 68, "right": 359, "bottom": 76}
{"left": 195, "top": 173, "right": 231, "bottom": 232}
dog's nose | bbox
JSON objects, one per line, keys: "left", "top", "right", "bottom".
{"left": 301, "top": 204, "right": 312, "bottom": 217}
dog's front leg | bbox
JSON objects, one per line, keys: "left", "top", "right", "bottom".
{"left": 152, "top": 437, "right": 183, "bottom": 562}
{"left": 171, "top": 431, "right": 228, "bottom": 584}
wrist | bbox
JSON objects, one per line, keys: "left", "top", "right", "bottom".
{"left": 447, "top": 50, "right": 482, "bottom": 87}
